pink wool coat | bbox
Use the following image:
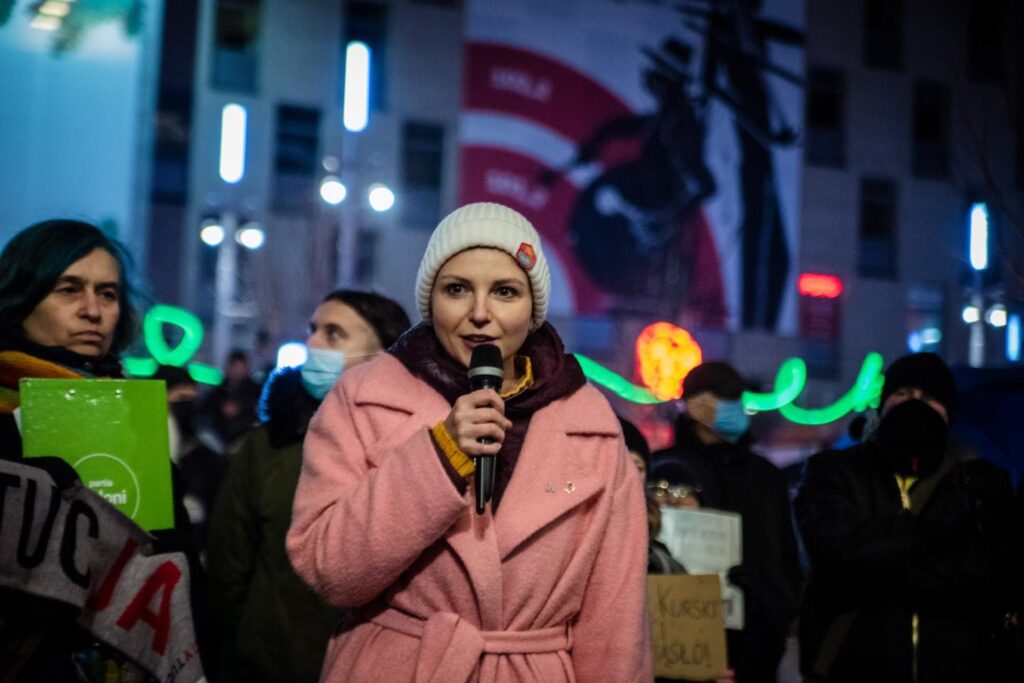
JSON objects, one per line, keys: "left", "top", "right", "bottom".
{"left": 286, "top": 354, "right": 652, "bottom": 682}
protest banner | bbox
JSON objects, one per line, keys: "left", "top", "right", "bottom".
{"left": 648, "top": 573, "right": 728, "bottom": 680}
{"left": 20, "top": 378, "right": 174, "bottom": 531}
{"left": 658, "top": 507, "right": 745, "bottom": 629}
{"left": 0, "top": 458, "right": 203, "bottom": 682}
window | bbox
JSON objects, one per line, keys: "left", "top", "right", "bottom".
{"left": 905, "top": 285, "right": 944, "bottom": 354}
{"left": 805, "top": 68, "right": 846, "bottom": 167}
{"left": 857, "top": 178, "right": 898, "bottom": 278}
{"left": 911, "top": 82, "right": 950, "bottom": 179}
{"left": 967, "top": 0, "right": 1003, "bottom": 84}
{"left": 401, "top": 121, "right": 445, "bottom": 228}
{"left": 863, "top": 0, "right": 903, "bottom": 71}
{"left": 345, "top": 2, "right": 388, "bottom": 111}
{"left": 211, "top": 0, "right": 261, "bottom": 92}
{"left": 272, "top": 104, "right": 321, "bottom": 213}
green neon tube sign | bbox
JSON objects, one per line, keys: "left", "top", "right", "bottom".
{"left": 123, "top": 305, "right": 224, "bottom": 385}
{"left": 574, "top": 352, "right": 885, "bottom": 425}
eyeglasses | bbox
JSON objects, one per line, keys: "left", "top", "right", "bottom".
{"left": 645, "top": 480, "right": 702, "bottom": 500}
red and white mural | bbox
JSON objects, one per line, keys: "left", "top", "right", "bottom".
{"left": 459, "top": 0, "right": 805, "bottom": 333}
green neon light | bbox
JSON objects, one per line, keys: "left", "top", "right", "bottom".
{"left": 188, "top": 362, "right": 224, "bottom": 386}
{"left": 742, "top": 357, "right": 807, "bottom": 412}
{"left": 145, "top": 304, "right": 204, "bottom": 367}
{"left": 576, "top": 351, "right": 886, "bottom": 426}
{"left": 123, "top": 356, "right": 158, "bottom": 377}
{"left": 777, "top": 352, "right": 884, "bottom": 425}
{"left": 123, "top": 304, "right": 222, "bottom": 385}
{"left": 573, "top": 354, "right": 661, "bottom": 404}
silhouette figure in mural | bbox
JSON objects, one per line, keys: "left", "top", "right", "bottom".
{"left": 683, "top": 0, "right": 803, "bottom": 330}
{"left": 544, "top": 0, "right": 803, "bottom": 329}
{"left": 542, "top": 39, "right": 715, "bottom": 319}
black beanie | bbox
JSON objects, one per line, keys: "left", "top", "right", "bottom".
{"left": 682, "top": 361, "right": 745, "bottom": 399}
{"left": 880, "top": 352, "right": 957, "bottom": 416}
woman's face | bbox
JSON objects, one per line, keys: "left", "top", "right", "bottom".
{"left": 306, "top": 300, "right": 382, "bottom": 368}
{"left": 22, "top": 248, "right": 121, "bottom": 357}
{"left": 431, "top": 248, "right": 533, "bottom": 377}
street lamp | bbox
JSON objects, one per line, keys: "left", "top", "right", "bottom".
{"left": 327, "top": 41, "right": 397, "bottom": 287}
{"left": 966, "top": 202, "right": 989, "bottom": 367}
{"left": 210, "top": 102, "right": 254, "bottom": 366}
{"left": 319, "top": 176, "right": 347, "bottom": 205}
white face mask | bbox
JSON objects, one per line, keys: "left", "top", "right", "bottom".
{"left": 300, "top": 348, "right": 347, "bottom": 399}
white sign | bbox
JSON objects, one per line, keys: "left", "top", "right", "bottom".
{"left": 658, "top": 507, "right": 745, "bottom": 629}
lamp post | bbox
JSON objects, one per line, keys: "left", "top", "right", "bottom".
{"left": 207, "top": 102, "right": 264, "bottom": 366}
{"left": 967, "top": 202, "right": 988, "bottom": 367}
{"left": 320, "top": 40, "right": 395, "bottom": 288}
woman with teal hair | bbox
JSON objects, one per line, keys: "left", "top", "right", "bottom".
{"left": 0, "top": 218, "right": 140, "bottom": 458}
{"left": 0, "top": 218, "right": 148, "bottom": 680}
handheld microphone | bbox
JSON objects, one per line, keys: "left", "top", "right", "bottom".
{"left": 468, "top": 344, "right": 503, "bottom": 514}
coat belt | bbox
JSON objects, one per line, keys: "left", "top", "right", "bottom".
{"left": 370, "top": 609, "right": 572, "bottom": 682}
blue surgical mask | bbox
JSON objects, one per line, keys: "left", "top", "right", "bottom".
{"left": 713, "top": 399, "right": 749, "bottom": 443}
{"left": 301, "top": 348, "right": 346, "bottom": 399}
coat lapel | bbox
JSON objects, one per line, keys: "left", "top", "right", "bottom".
{"left": 353, "top": 356, "right": 506, "bottom": 627}
{"left": 495, "top": 389, "right": 617, "bottom": 561}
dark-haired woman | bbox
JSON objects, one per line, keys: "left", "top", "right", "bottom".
{"left": 207, "top": 289, "right": 410, "bottom": 683}
{"left": 0, "top": 219, "right": 139, "bottom": 457}
{"left": 0, "top": 219, "right": 145, "bottom": 679}
{"left": 287, "top": 203, "right": 651, "bottom": 682}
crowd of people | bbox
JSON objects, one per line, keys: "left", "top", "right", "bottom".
{"left": 0, "top": 207, "right": 1022, "bottom": 682}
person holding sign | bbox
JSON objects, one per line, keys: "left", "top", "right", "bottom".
{"left": 795, "top": 353, "right": 1017, "bottom": 682}
{"left": 287, "top": 202, "right": 652, "bottom": 682}
{"left": 652, "top": 362, "right": 801, "bottom": 682}
{"left": 207, "top": 289, "right": 410, "bottom": 683}
{"left": 0, "top": 220, "right": 203, "bottom": 682}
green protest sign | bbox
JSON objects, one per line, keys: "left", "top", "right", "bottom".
{"left": 20, "top": 379, "right": 175, "bottom": 531}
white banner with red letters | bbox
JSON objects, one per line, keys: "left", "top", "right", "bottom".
{"left": 0, "top": 458, "right": 203, "bottom": 683}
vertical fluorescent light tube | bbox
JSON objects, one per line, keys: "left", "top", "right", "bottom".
{"left": 969, "top": 202, "right": 989, "bottom": 271}
{"left": 219, "top": 103, "right": 247, "bottom": 183}
{"left": 1008, "top": 314, "right": 1021, "bottom": 362}
{"left": 343, "top": 41, "right": 371, "bottom": 132}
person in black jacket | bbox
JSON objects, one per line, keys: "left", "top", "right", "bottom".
{"left": 205, "top": 289, "right": 410, "bottom": 683}
{"left": 652, "top": 361, "right": 802, "bottom": 683}
{"left": 795, "top": 352, "right": 1017, "bottom": 682}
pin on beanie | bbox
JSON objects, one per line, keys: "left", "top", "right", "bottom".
{"left": 415, "top": 202, "right": 551, "bottom": 329}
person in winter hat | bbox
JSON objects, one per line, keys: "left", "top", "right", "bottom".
{"left": 795, "top": 352, "right": 1017, "bottom": 682}
{"left": 653, "top": 358, "right": 802, "bottom": 682}
{"left": 286, "top": 202, "right": 652, "bottom": 682}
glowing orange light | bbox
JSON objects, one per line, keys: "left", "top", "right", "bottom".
{"left": 798, "top": 273, "right": 843, "bottom": 299}
{"left": 635, "top": 322, "right": 703, "bottom": 400}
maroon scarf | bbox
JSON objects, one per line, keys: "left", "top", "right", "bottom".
{"left": 389, "top": 322, "right": 586, "bottom": 510}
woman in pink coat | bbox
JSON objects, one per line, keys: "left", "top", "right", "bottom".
{"left": 287, "top": 202, "right": 652, "bottom": 682}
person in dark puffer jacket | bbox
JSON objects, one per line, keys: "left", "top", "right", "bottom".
{"left": 796, "top": 352, "right": 1018, "bottom": 682}
{"left": 205, "top": 289, "right": 409, "bottom": 683}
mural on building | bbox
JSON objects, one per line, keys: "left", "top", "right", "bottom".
{"left": 460, "top": 0, "right": 805, "bottom": 332}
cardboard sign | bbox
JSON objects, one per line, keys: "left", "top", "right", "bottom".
{"left": 658, "top": 507, "right": 745, "bottom": 629}
{"left": 648, "top": 574, "right": 728, "bottom": 679}
{"left": 20, "top": 379, "right": 174, "bottom": 531}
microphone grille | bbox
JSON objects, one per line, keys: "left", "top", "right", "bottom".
{"left": 470, "top": 343, "right": 503, "bottom": 370}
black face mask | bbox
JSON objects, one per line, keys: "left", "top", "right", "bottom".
{"left": 875, "top": 399, "right": 948, "bottom": 477}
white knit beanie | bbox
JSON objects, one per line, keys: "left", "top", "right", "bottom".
{"left": 416, "top": 202, "right": 551, "bottom": 329}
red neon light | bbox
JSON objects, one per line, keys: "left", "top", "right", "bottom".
{"left": 635, "top": 322, "right": 703, "bottom": 401}
{"left": 798, "top": 273, "right": 843, "bottom": 299}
